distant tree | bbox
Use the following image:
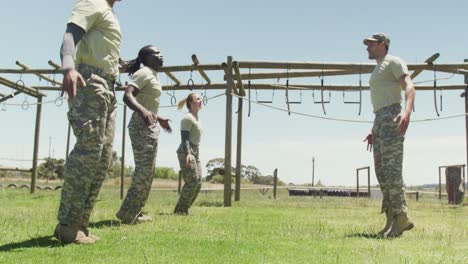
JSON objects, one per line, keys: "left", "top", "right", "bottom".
{"left": 244, "top": 165, "right": 261, "bottom": 182}
{"left": 205, "top": 158, "right": 236, "bottom": 181}
{"left": 315, "top": 180, "right": 324, "bottom": 187}
{"left": 38, "top": 158, "right": 65, "bottom": 180}
{"left": 154, "top": 167, "right": 178, "bottom": 180}
{"left": 106, "top": 151, "right": 119, "bottom": 178}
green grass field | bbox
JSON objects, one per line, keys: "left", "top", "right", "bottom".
{"left": 0, "top": 186, "right": 466, "bottom": 264}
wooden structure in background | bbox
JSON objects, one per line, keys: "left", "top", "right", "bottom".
{"left": 2, "top": 54, "right": 468, "bottom": 207}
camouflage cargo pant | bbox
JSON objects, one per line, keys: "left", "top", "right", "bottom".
{"left": 58, "top": 64, "right": 117, "bottom": 228}
{"left": 372, "top": 103, "right": 408, "bottom": 214}
{"left": 117, "top": 112, "right": 159, "bottom": 218}
{"left": 175, "top": 144, "right": 202, "bottom": 211}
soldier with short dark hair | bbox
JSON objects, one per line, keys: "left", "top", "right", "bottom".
{"left": 363, "top": 33, "right": 416, "bottom": 238}
{"left": 54, "top": 0, "right": 122, "bottom": 244}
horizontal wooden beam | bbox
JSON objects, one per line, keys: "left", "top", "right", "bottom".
{"left": 160, "top": 64, "right": 224, "bottom": 72}
{"left": 30, "top": 83, "right": 466, "bottom": 92}
{"left": 0, "top": 76, "right": 45, "bottom": 97}
{"left": 0, "top": 68, "right": 64, "bottom": 74}
{"left": 16, "top": 61, "right": 62, "bottom": 86}
{"left": 0, "top": 167, "right": 32, "bottom": 172}
{"left": 237, "top": 61, "right": 468, "bottom": 71}
{"left": 229, "top": 69, "right": 366, "bottom": 81}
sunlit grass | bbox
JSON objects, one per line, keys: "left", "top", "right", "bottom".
{"left": 0, "top": 187, "right": 466, "bottom": 264}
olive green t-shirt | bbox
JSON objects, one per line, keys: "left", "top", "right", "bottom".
{"left": 129, "top": 66, "right": 162, "bottom": 115}
{"left": 181, "top": 113, "right": 202, "bottom": 145}
{"left": 369, "top": 54, "right": 409, "bottom": 112}
{"left": 69, "top": 0, "right": 122, "bottom": 80}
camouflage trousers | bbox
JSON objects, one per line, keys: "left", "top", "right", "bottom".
{"left": 58, "top": 64, "right": 117, "bottom": 228}
{"left": 175, "top": 144, "right": 202, "bottom": 211}
{"left": 117, "top": 112, "right": 159, "bottom": 218}
{"left": 372, "top": 104, "right": 408, "bottom": 214}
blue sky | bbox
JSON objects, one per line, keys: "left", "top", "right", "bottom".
{"left": 0, "top": 0, "right": 467, "bottom": 186}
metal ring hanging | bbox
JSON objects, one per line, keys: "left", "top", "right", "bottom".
{"left": 16, "top": 79, "right": 25, "bottom": 92}
{"left": 202, "top": 89, "right": 208, "bottom": 105}
{"left": 55, "top": 96, "right": 64, "bottom": 107}
{"left": 21, "top": 100, "right": 30, "bottom": 110}
{"left": 170, "top": 91, "right": 177, "bottom": 106}
{"left": 187, "top": 69, "right": 195, "bottom": 91}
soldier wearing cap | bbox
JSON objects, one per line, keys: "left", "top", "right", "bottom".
{"left": 362, "top": 33, "right": 416, "bottom": 238}
{"left": 54, "top": 0, "right": 122, "bottom": 244}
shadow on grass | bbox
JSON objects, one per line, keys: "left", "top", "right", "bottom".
{"left": 346, "top": 233, "right": 386, "bottom": 239}
{"left": 0, "top": 236, "right": 63, "bottom": 251}
{"left": 88, "top": 220, "right": 121, "bottom": 228}
{"left": 156, "top": 212, "right": 174, "bottom": 216}
{"left": 197, "top": 201, "right": 223, "bottom": 207}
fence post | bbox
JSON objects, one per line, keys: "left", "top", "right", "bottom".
{"left": 273, "top": 168, "right": 278, "bottom": 199}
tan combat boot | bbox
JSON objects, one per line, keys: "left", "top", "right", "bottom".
{"left": 386, "top": 212, "right": 414, "bottom": 238}
{"left": 377, "top": 209, "right": 393, "bottom": 237}
{"left": 82, "top": 227, "right": 101, "bottom": 242}
{"left": 53, "top": 224, "right": 95, "bottom": 244}
{"left": 136, "top": 212, "right": 153, "bottom": 223}
{"left": 116, "top": 210, "right": 138, "bottom": 224}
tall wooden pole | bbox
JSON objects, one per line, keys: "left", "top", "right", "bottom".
{"left": 273, "top": 168, "right": 278, "bottom": 199}
{"left": 30, "top": 96, "right": 42, "bottom": 194}
{"left": 367, "top": 166, "right": 371, "bottom": 198}
{"left": 234, "top": 98, "right": 243, "bottom": 201}
{"left": 224, "top": 56, "right": 234, "bottom": 207}
{"left": 312, "top": 157, "right": 315, "bottom": 187}
{"left": 464, "top": 59, "right": 468, "bottom": 190}
{"left": 356, "top": 168, "right": 360, "bottom": 198}
{"left": 120, "top": 105, "right": 127, "bottom": 200}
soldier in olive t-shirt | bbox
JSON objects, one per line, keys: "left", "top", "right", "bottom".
{"left": 363, "top": 33, "right": 415, "bottom": 238}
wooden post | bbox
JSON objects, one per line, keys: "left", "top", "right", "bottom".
{"left": 438, "top": 166, "right": 442, "bottom": 200}
{"left": 65, "top": 122, "right": 71, "bottom": 161}
{"left": 224, "top": 56, "right": 234, "bottom": 207}
{"left": 416, "top": 191, "right": 419, "bottom": 202}
{"left": 234, "top": 97, "right": 243, "bottom": 201}
{"left": 312, "top": 157, "right": 315, "bottom": 187}
{"left": 178, "top": 170, "right": 182, "bottom": 194}
{"left": 273, "top": 168, "right": 278, "bottom": 199}
{"left": 367, "top": 166, "right": 371, "bottom": 198}
{"left": 30, "top": 96, "right": 42, "bottom": 194}
{"left": 120, "top": 105, "right": 127, "bottom": 200}
{"left": 464, "top": 59, "right": 468, "bottom": 190}
{"left": 356, "top": 168, "right": 359, "bottom": 198}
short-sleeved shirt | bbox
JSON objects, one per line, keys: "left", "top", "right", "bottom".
{"left": 69, "top": 0, "right": 121, "bottom": 80}
{"left": 128, "top": 66, "right": 162, "bottom": 114}
{"left": 369, "top": 54, "right": 409, "bottom": 112}
{"left": 181, "top": 113, "right": 202, "bottom": 145}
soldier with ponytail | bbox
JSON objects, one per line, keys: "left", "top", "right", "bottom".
{"left": 174, "top": 93, "right": 203, "bottom": 215}
{"left": 116, "top": 45, "right": 172, "bottom": 224}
